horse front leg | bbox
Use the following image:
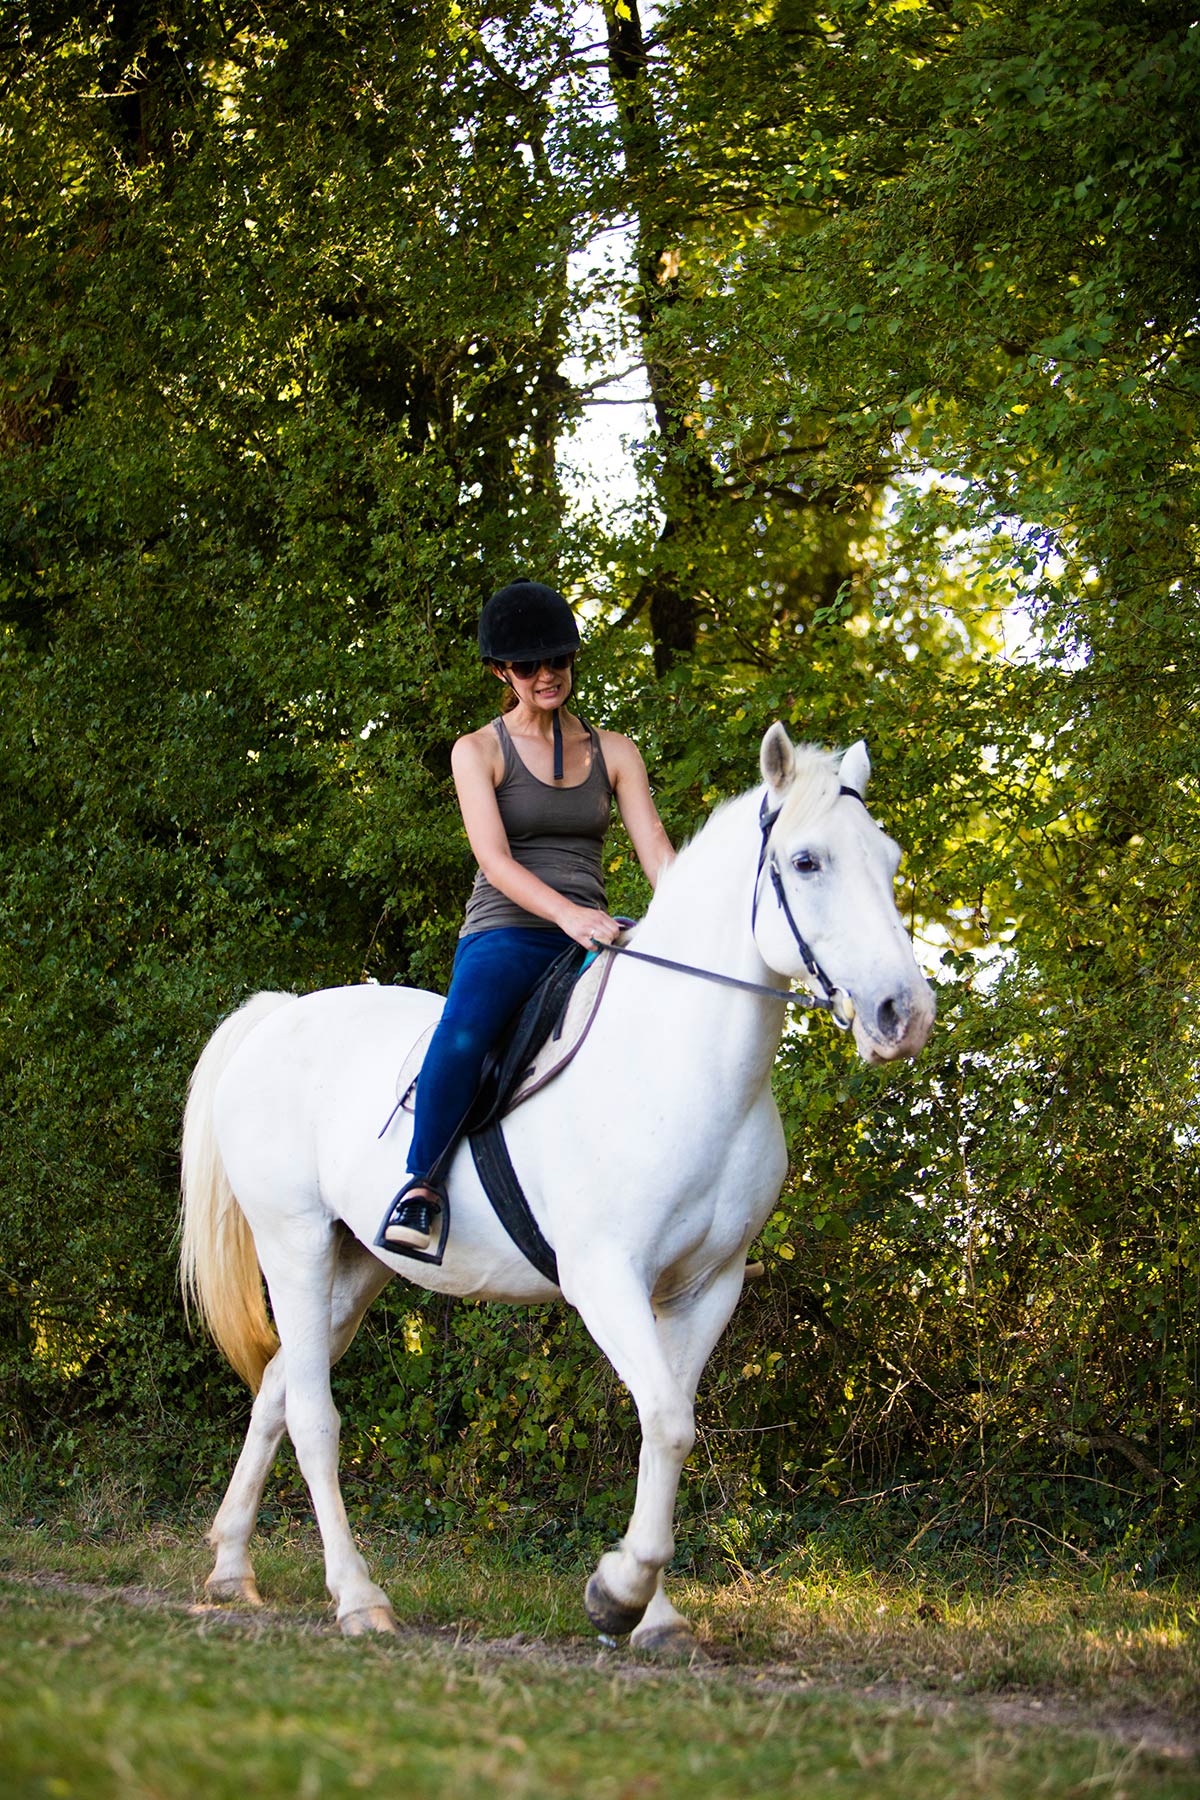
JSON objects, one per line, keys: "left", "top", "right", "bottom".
{"left": 562, "top": 1254, "right": 705, "bottom": 1638}
{"left": 625, "top": 1257, "right": 749, "bottom": 1657}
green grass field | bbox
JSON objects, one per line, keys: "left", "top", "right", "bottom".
{"left": 2, "top": 1521, "right": 1197, "bottom": 1799}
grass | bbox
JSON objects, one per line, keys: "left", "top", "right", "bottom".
{"left": 1, "top": 1513, "right": 1198, "bottom": 1799}
{"left": 695, "top": 1554, "right": 1200, "bottom": 1717}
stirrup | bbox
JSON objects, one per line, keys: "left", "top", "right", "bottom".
{"left": 375, "top": 1178, "right": 446, "bottom": 1252}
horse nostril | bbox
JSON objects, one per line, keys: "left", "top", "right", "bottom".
{"left": 876, "top": 996, "right": 905, "bottom": 1042}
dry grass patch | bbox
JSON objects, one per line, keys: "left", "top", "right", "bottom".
{"left": 674, "top": 1560, "right": 1200, "bottom": 1720}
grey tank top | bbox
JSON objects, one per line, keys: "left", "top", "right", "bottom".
{"left": 460, "top": 716, "right": 613, "bottom": 936}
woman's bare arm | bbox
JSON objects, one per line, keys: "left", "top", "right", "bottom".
{"left": 600, "top": 731, "right": 676, "bottom": 889}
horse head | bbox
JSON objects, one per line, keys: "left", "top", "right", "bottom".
{"left": 752, "top": 723, "right": 936, "bottom": 1065}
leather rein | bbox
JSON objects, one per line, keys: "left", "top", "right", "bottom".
{"left": 596, "top": 786, "right": 864, "bottom": 1030}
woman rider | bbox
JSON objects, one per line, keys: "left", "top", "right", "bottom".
{"left": 376, "top": 578, "right": 676, "bottom": 1252}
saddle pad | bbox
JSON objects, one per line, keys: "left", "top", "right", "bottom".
{"left": 504, "top": 948, "right": 615, "bottom": 1111}
{"left": 395, "top": 1022, "right": 436, "bottom": 1111}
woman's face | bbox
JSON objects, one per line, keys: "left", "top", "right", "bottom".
{"left": 494, "top": 656, "right": 574, "bottom": 711}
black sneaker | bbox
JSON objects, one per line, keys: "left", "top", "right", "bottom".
{"left": 382, "top": 1192, "right": 441, "bottom": 1250}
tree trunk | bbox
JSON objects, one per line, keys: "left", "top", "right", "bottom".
{"left": 604, "top": 0, "right": 716, "bottom": 674}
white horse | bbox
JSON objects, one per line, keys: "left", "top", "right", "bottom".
{"left": 180, "top": 725, "right": 935, "bottom": 1651}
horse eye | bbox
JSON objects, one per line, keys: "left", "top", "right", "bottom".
{"left": 790, "top": 850, "right": 821, "bottom": 875}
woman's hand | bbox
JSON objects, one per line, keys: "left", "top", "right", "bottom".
{"left": 557, "top": 902, "right": 623, "bottom": 951}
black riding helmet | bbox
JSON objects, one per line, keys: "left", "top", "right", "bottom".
{"left": 479, "top": 580, "right": 579, "bottom": 780}
{"left": 478, "top": 579, "right": 580, "bottom": 665}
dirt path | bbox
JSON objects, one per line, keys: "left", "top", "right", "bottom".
{"left": 8, "top": 1570, "right": 1198, "bottom": 1765}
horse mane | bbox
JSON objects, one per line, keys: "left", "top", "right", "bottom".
{"left": 647, "top": 744, "right": 842, "bottom": 906}
{"left": 775, "top": 745, "right": 842, "bottom": 832}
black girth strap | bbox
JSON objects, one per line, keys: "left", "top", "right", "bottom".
{"left": 458, "top": 944, "right": 584, "bottom": 1288}
{"left": 469, "top": 1123, "right": 560, "bottom": 1286}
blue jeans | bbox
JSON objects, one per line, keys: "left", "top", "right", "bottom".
{"left": 406, "top": 926, "right": 574, "bottom": 1182}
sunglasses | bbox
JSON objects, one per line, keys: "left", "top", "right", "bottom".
{"left": 503, "top": 654, "right": 574, "bottom": 678}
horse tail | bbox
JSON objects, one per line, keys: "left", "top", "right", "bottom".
{"left": 179, "top": 992, "right": 295, "bottom": 1393}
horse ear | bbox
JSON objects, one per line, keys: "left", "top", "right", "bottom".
{"left": 760, "top": 722, "right": 795, "bottom": 797}
{"left": 839, "top": 739, "right": 871, "bottom": 798}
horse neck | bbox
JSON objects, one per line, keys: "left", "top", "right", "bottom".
{"left": 638, "top": 789, "right": 764, "bottom": 965}
{"left": 610, "top": 789, "right": 786, "bottom": 1089}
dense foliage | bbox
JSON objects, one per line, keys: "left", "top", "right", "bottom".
{"left": 2, "top": 0, "right": 1196, "bottom": 1565}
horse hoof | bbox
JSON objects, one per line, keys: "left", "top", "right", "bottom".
{"left": 630, "top": 1623, "right": 704, "bottom": 1663}
{"left": 204, "top": 1576, "right": 263, "bottom": 1607}
{"left": 584, "top": 1572, "right": 646, "bottom": 1638}
{"left": 339, "top": 1604, "right": 399, "bottom": 1637}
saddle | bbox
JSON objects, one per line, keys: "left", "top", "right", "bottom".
{"left": 386, "top": 944, "right": 617, "bottom": 1282}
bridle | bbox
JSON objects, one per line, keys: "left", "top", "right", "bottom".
{"left": 596, "top": 785, "right": 864, "bottom": 1029}
{"left": 750, "top": 786, "right": 866, "bottom": 1030}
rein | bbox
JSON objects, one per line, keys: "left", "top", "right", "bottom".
{"left": 597, "top": 938, "right": 844, "bottom": 1013}
{"left": 596, "top": 784, "right": 866, "bottom": 1029}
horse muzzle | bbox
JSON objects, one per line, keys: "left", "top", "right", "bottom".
{"left": 850, "top": 980, "right": 937, "bottom": 1064}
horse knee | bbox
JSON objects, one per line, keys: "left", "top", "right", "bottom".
{"left": 644, "top": 1400, "right": 694, "bottom": 1465}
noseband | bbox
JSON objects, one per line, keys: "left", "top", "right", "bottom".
{"left": 752, "top": 787, "right": 865, "bottom": 1031}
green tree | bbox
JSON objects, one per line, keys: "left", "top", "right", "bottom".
{"left": 0, "top": 0, "right": 597, "bottom": 1468}
{"left": 612, "top": 0, "right": 1200, "bottom": 1547}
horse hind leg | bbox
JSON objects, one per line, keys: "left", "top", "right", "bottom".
{"left": 205, "top": 1346, "right": 286, "bottom": 1606}
{"left": 256, "top": 1225, "right": 397, "bottom": 1635}
{"left": 628, "top": 1571, "right": 699, "bottom": 1661}
{"left": 204, "top": 1232, "right": 392, "bottom": 1623}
